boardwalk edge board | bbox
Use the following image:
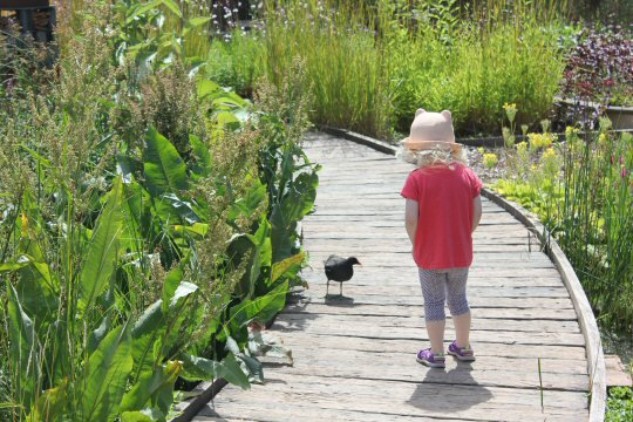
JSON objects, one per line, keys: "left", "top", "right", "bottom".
{"left": 324, "top": 126, "right": 606, "bottom": 421}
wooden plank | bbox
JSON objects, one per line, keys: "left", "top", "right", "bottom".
{"left": 276, "top": 313, "right": 581, "bottom": 333}
{"left": 605, "top": 354, "right": 633, "bottom": 387}
{"left": 269, "top": 321, "right": 585, "bottom": 347}
{"left": 284, "top": 300, "right": 579, "bottom": 321}
{"left": 286, "top": 295, "right": 576, "bottom": 310}
{"left": 277, "top": 334, "right": 588, "bottom": 361}
{"left": 204, "top": 388, "right": 588, "bottom": 422}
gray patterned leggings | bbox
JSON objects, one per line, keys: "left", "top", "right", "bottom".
{"left": 418, "top": 267, "right": 470, "bottom": 322}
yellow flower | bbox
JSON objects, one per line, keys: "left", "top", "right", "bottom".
{"left": 542, "top": 147, "right": 557, "bottom": 160}
{"left": 516, "top": 141, "right": 528, "bottom": 153}
{"left": 477, "top": 147, "right": 485, "bottom": 155}
{"left": 483, "top": 153, "right": 498, "bottom": 169}
{"left": 598, "top": 133, "right": 607, "bottom": 145}
{"left": 528, "top": 132, "right": 556, "bottom": 150}
{"left": 503, "top": 102, "right": 518, "bottom": 123}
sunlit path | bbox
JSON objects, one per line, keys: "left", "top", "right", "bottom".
{"left": 191, "top": 132, "right": 595, "bottom": 421}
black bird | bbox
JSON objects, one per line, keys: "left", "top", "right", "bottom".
{"left": 324, "top": 255, "right": 362, "bottom": 296}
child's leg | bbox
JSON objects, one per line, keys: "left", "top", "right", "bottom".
{"left": 446, "top": 268, "right": 471, "bottom": 348}
{"left": 418, "top": 269, "right": 447, "bottom": 354}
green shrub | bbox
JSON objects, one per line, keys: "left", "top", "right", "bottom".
{"left": 607, "top": 387, "right": 633, "bottom": 422}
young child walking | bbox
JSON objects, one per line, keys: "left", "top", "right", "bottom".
{"left": 399, "top": 109, "right": 483, "bottom": 369}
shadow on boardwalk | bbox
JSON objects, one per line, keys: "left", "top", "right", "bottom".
{"left": 188, "top": 132, "right": 591, "bottom": 422}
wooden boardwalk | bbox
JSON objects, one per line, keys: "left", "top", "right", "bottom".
{"left": 192, "top": 132, "right": 594, "bottom": 421}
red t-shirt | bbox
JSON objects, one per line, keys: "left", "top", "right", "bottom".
{"left": 401, "top": 164, "right": 482, "bottom": 270}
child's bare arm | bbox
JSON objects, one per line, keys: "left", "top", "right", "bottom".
{"left": 405, "top": 199, "right": 418, "bottom": 245}
{"left": 472, "top": 195, "right": 482, "bottom": 232}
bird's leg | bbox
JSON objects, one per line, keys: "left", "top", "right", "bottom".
{"left": 326, "top": 280, "right": 330, "bottom": 296}
{"left": 339, "top": 282, "right": 343, "bottom": 297}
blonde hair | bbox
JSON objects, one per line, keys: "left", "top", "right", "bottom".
{"left": 398, "top": 145, "right": 468, "bottom": 168}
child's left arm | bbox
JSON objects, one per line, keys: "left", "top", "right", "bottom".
{"left": 472, "top": 195, "right": 482, "bottom": 232}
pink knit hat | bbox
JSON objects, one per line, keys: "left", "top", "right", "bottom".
{"left": 402, "top": 109, "right": 462, "bottom": 153}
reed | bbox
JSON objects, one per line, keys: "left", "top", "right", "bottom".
{"left": 206, "top": 0, "right": 568, "bottom": 138}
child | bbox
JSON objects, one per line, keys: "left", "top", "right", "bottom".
{"left": 399, "top": 109, "right": 483, "bottom": 369}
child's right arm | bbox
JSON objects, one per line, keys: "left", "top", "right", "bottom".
{"left": 472, "top": 195, "right": 482, "bottom": 232}
{"left": 405, "top": 199, "right": 418, "bottom": 245}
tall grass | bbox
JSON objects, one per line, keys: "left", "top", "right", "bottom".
{"left": 204, "top": 0, "right": 569, "bottom": 138}
{"left": 559, "top": 125, "right": 633, "bottom": 331}
{"left": 262, "top": 0, "right": 392, "bottom": 137}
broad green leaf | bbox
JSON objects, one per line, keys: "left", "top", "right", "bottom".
{"left": 161, "top": 0, "right": 182, "bottom": 17}
{"left": 189, "top": 134, "right": 211, "bottom": 178}
{"left": 161, "top": 193, "right": 200, "bottom": 223}
{"left": 229, "top": 281, "right": 288, "bottom": 331}
{"left": 169, "top": 281, "right": 198, "bottom": 309}
{"left": 227, "top": 177, "right": 266, "bottom": 222}
{"left": 122, "top": 181, "right": 151, "bottom": 251}
{"left": 180, "top": 354, "right": 220, "bottom": 381}
{"left": 126, "top": 0, "right": 162, "bottom": 24}
{"left": 121, "top": 360, "right": 182, "bottom": 414}
{"left": 26, "top": 380, "right": 67, "bottom": 422}
{"left": 2, "top": 255, "right": 58, "bottom": 326}
{"left": 79, "top": 177, "right": 123, "bottom": 311}
{"left": 238, "top": 354, "right": 264, "bottom": 383}
{"left": 162, "top": 266, "right": 184, "bottom": 311}
{"left": 87, "top": 317, "right": 110, "bottom": 355}
{"left": 81, "top": 324, "right": 134, "bottom": 422}
{"left": 216, "top": 110, "right": 240, "bottom": 127}
{"left": 131, "top": 301, "right": 164, "bottom": 377}
{"left": 144, "top": 127, "right": 188, "bottom": 196}
{"left": 220, "top": 353, "right": 250, "bottom": 389}
{"left": 121, "top": 410, "right": 154, "bottom": 422}
{"left": 7, "top": 284, "right": 37, "bottom": 410}
{"left": 186, "top": 16, "right": 211, "bottom": 28}
{"left": 196, "top": 79, "right": 221, "bottom": 101}
{"left": 171, "top": 223, "right": 209, "bottom": 240}
{"left": 272, "top": 251, "right": 306, "bottom": 283}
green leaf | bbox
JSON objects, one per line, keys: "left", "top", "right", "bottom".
{"left": 238, "top": 354, "right": 264, "bottom": 383}
{"left": 126, "top": 0, "right": 162, "bottom": 24}
{"left": 79, "top": 177, "right": 123, "bottom": 311}
{"left": 196, "top": 79, "right": 221, "bottom": 101}
{"left": 121, "top": 410, "right": 154, "bottom": 422}
{"left": 189, "top": 134, "right": 211, "bottom": 178}
{"left": 169, "top": 281, "right": 198, "bottom": 309}
{"left": 220, "top": 353, "right": 250, "bottom": 389}
{"left": 228, "top": 178, "right": 266, "bottom": 222}
{"left": 161, "top": 0, "right": 182, "bottom": 17}
{"left": 161, "top": 193, "right": 200, "bottom": 224}
{"left": 81, "top": 324, "right": 134, "bottom": 422}
{"left": 180, "top": 354, "right": 220, "bottom": 381}
{"left": 26, "top": 380, "right": 67, "bottom": 422}
{"left": 131, "top": 301, "right": 164, "bottom": 377}
{"left": 229, "top": 281, "right": 288, "bottom": 331}
{"left": 121, "top": 360, "right": 182, "bottom": 414}
{"left": 3, "top": 255, "right": 59, "bottom": 328}
{"left": 171, "top": 223, "right": 209, "bottom": 240}
{"left": 162, "top": 266, "right": 184, "bottom": 311}
{"left": 7, "top": 283, "right": 37, "bottom": 411}
{"left": 144, "top": 127, "right": 188, "bottom": 196}
{"left": 186, "top": 16, "right": 211, "bottom": 28}
{"left": 272, "top": 251, "right": 306, "bottom": 283}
